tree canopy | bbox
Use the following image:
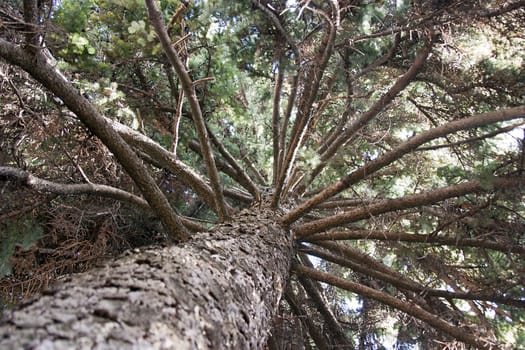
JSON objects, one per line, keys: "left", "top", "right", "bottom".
{"left": 1, "top": 0, "right": 525, "bottom": 348}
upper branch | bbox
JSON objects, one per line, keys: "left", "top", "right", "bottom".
{"left": 250, "top": 0, "right": 301, "bottom": 60}
{"left": 272, "top": 4, "right": 338, "bottom": 208}
{"left": 282, "top": 105, "right": 525, "bottom": 225}
{"left": 301, "top": 38, "right": 433, "bottom": 191}
{"left": 145, "top": 0, "right": 229, "bottom": 221}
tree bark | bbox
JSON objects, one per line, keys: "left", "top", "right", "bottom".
{"left": 0, "top": 206, "right": 292, "bottom": 349}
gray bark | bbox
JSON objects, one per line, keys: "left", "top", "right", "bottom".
{"left": 0, "top": 206, "right": 292, "bottom": 349}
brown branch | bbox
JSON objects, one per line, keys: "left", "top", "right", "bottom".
{"left": 238, "top": 144, "right": 268, "bottom": 186}
{"left": 294, "top": 177, "right": 525, "bottom": 237}
{"left": 250, "top": 0, "right": 301, "bottom": 60}
{"left": 0, "top": 166, "right": 207, "bottom": 232}
{"left": 305, "top": 229, "right": 525, "bottom": 255}
{"left": 302, "top": 242, "right": 525, "bottom": 308}
{"left": 284, "top": 287, "right": 331, "bottom": 350}
{"left": 282, "top": 105, "right": 525, "bottom": 225}
{"left": 188, "top": 139, "right": 257, "bottom": 201}
{"left": 302, "top": 39, "right": 433, "bottom": 191}
{"left": 293, "top": 264, "right": 501, "bottom": 350}
{"left": 272, "top": 9, "right": 338, "bottom": 207}
{"left": 296, "top": 259, "right": 354, "bottom": 348}
{"left": 0, "top": 38, "right": 189, "bottom": 241}
{"left": 277, "top": 74, "right": 299, "bottom": 184}
{"left": 145, "top": 0, "right": 229, "bottom": 221}
{"left": 351, "top": 33, "right": 402, "bottom": 82}
{"left": 107, "top": 119, "right": 220, "bottom": 212}
{"left": 416, "top": 121, "right": 525, "bottom": 152}
{"left": 477, "top": 0, "right": 525, "bottom": 18}
{"left": 272, "top": 56, "right": 285, "bottom": 186}
{"left": 0, "top": 166, "right": 150, "bottom": 210}
{"left": 205, "top": 125, "right": 260, "bottom": 201}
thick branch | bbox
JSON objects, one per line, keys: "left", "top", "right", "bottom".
{"left": 283, "top": 105, "right": 525, "bottom": 225}
{"left": 305, "top": 229, "right": 525, "bottom": 255}
{"left": 0, "top": 166, "right": 149, "bottom": 210}
{"left": 0, "top": 38, "right": 189, "bottom": 241}
{"left": 108, "top": 119, "right": 219, "bottom": 211}
{"left": 145, "top": 0, "right": 229, "bottom": 221}
{"left": 295, "top": 177, "right": 525, "bottom": 237}
{"left": 293, "top": 265, "right": 500, "bottom": 350}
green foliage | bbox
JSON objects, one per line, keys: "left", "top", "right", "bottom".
{"left": 0, "top": 217, "right": 43, "bottom": 279}
{"left": 52, "top": 0, "right": 95, "bottom": 33}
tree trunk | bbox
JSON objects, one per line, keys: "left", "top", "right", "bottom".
{"left": 0, "top": 206, "right": 292, "bottom": 349}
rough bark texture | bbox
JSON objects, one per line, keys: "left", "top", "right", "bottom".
{"left": 0, "top": 206, "right": 292, "bottom": 349}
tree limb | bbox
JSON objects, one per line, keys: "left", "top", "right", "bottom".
{"left": 302, "top": 38, "right": 433, "bottom": 191}
{"left": 301, "top": 242, "right": 525, "bottom": 308}
{"left": 283, "top": 105, "right": 525, "bottom": 225}
{"left": 0, "top": 166, "right": 208, "bottom": 232}
{"left": 0, "top": 166, "right": 150, "bottom": 210}
{"left": 293, "top": 264, "right": 501, "bottom": 350}
{"left": 145, "top": 0, "right": 229, "bottom": 221}
{"left": 0, "top": 37, "right": 189, "bottom": 241}
{"left": 284, "top": 287, "right": 331, "bottom": 350}
{"left": 294, "top": 177, "right": 525, "bottom": 237}
{"left": 107, "top": 118, "right": 220, "bottom": 212}
{"left": 305, "top": 229, "right": 525, "bottom": 255}
{"left": 272, "top": 4, "right": 338, "bottom": 208}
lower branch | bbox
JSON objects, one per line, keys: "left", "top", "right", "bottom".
{"left": 293, "top": 264, "right": 500, "bottom": 350}
{"left": 0, "top": 166, "right": 149, "bottom": 210}
{"left": 284, "top": 287, "right": 331, "bottom": 350}
{"left": 302, "top": 242, "right": 525, "bottom": 308}
{"left": 0, "top": 166, "right": 207, "bottom": 232}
